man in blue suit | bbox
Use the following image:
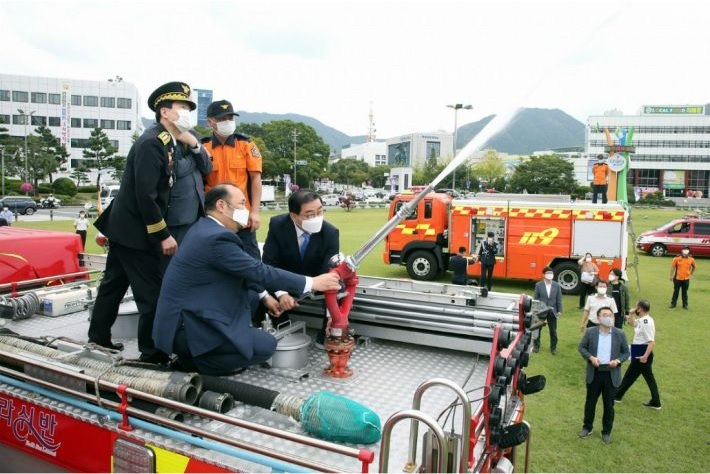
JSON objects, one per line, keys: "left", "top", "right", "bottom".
{"left": 578, "top": 306, "right": 630, "bottom": 444}
{"left": 153, "top": 183, "right": 341, "bottom": 375}
{"left": 532, "top": 266, "right": 563, "bottom": 354}
{"left": 261, "top": 189, "right": 340, "bottom": 346}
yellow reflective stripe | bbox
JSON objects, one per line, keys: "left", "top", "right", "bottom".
{"left": 149, "top": 445, "right": 190, "bottom": 473}
{"left": 146, "top": 219, "right": 167, "bottom": 234}
{"left": 401, "top": 228, "right": 416, "bottom": 235}
{"left": 424, "top": 229, "right": 436, "bottom": 236}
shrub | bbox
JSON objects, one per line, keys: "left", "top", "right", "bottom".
{"left": 37, "top": 183, "right": 53, "bottom": 194}
{"left": 78, "top": 185, "right": 99, "bottom": 193}
{"left": 52, "top": 177, "right": 78, "bottom": 197}
{"left": 637, "top": 191, "right": 675, "bottom": 207}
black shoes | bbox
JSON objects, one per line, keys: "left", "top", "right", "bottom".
{"left": 579, "top": 428, "right": 593, "bottom": 438}
{"left": 602, "top": 433, "right": 612, "bottom": 444}
{"left": 138, "top": 352, "right": 170, "bottom": 365}
{"left": 89, "top": 340, "right": 124, "bottom": 351}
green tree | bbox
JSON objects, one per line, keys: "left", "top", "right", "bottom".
{"left": 329, "top": 158, "right": 369, "bottom": 186}
{"left": 111, "top": 155, "right": 127, "bottom": 182}
{"left": 83, "top": 127, "right": 117, "bottom": 186}
{"left": 472, "top": 149, "right": 506, "bottom": 185}
{"left": 70, "top": 166, "right": 90, "bottom": 187}
{"left": 368, "top": 165, "right": 392, "bottom": 188}
{"left": 33, "top": 126, "right": 69, "bottom": 184}
{"left": 507, "top": 155, "right": 576, "bottom": 194}
{"left": 52, "top": 176, "right": 78, "bottom": 196}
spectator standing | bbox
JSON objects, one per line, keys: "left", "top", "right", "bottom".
{"left": 0, "top": 206, "right": 14, "bottom": 226}
{"left": 533, "top": 267, "right": 563, "bottom": 354}
{"left": 580, "top": 280, "right": 617, "bottom": 331}
{"left": 477, "top": 232, "right": 498, "bottom": 291}
{"left": 578, "top": 306, "right": 630, "bottom": 444}
{"left": 578, "top": 253, "right": 598, "bottom": 308}
{"left": 615, "top": 299, "right": 662, "bottom": 409}
{"left": 73, "top": 210, "right": 88, "bottom": 249}
{"left": 607, "top": 268, "right": 630, "bottom": 328}
{"left": 669, "top": 246, "right": 696, "bottom": 309}
{"left": 591, "top": 155, "right": 610, "bottom": 204}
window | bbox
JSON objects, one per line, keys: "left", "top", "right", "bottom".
{"left": 71, "top": 138, "right": 90, "bottom": 148}
{"left": 101, "top": 97, "right": 115, "bottom": 108}
{"left": 12, "top": 91, "right": 29, "bottom": 102}
{"left": 83, "top": 96, "right": 99, "bottom": 107}
{"left": 31, "top": 92, "right": 47, "bottom": 103}
{"left": 424, "top": 200, "right": 433, "bottom": 219}
{"left": 101, "top": 119, "right": 115, "bottom": 129}
{"left": 48, "top": 116, "right": 61, "bottom": 127}
{"left": 83, "top": 118, "right": 99, "bottom": 128}
{"left": 0, "top": 115, "right": 10, "bottom": 125}
{"left": 117, "top": 97, "right": 132, "bottom": 109}
{"left": 48, "top": 93, "right": 61, "bottom": 105}
{"left": 117, "top": 120, "right": 131, "bottom": 130}
{"left": 12, "top": 114, "right": 27, "bottom": 125}
{"left": 694, "top": 223, "right": 710, "bottom": 236}
{"left": 71, "top": 95, "right": 81, "bottom": 106}
{"left": 0, "top": 90, "right": 11, "bottom": 101}
{"left": 31, "top": 115, "right": 47, "bottom": 126}
{"left": 71, "top": 117, "right": 81, "bottom": 128}
{"left": 637, "top": 169, "right": 660, "bottom": 187}
{"left": 394, "top": 200, "right": 417, "bottom": 220}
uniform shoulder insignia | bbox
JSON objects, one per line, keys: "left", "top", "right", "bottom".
{"left": 157, "top": 131, "right": 171, "bottom": 145}
{"left": 250, "top": 144, "right": 262, "bottom": 158}
{"left": 235, "top": 133, "right": 252, "bottom": 142}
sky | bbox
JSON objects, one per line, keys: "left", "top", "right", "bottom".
{"left": 1, "top": 0, "right": 708, "bottom": 139}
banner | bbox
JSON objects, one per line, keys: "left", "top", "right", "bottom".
{"left": 60, "top": 82, "right": 70, "bottom": 152}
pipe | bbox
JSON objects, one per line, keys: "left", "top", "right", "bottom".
{"left": 379, "top": 409, "right": 447, "bottom": 473}
{"left": 201, "top": 375, "right": 279, "bottom": 410}
{"left": 197, "top": 391, "right": 234, "bottom": 414}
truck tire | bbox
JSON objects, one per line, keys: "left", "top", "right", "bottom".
{"left": 554, "top": 262, "right": 581, "bottom": 295}
{"left": 24, "top": 207, "right": 35, "bottom": 215}
{"left": 406, "top": 250, "right": 439, "bottom": 281}
{"left": 649, "top": 243, "right": 666, "bottom": 257}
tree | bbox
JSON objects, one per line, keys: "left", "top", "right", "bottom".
{"left": 329, "top": 158, "right": 369, "bottom": 186}
{"left": 111, "top": 155, "right": 127, "bottom": 182}
{"left": 34, "top": 126, "right": 69, "bottom": 184}
{"left": 472, "top": 149, "right": 506, "bottom": 185}
{"left": 507, "top": 155, "right": 576, "bottom": 194}
{"left": 368, "top": 165, "right": 392, "bottom": 188}
{"left": 83, "top": 127, "right": 118, "bottom": 185}
{"left": 70, "top": 166, "right": 90, "bottom": 187}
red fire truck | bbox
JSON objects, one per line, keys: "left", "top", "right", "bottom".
{"left": 384, "top": 192, "right": 628, "bottom": 294}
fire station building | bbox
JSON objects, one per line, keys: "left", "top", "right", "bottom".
{"left": 0, "top": 73, "right": 143, "bottom": 169}
{"left": 586, "top": 105, "right": 710, "bottom": 198}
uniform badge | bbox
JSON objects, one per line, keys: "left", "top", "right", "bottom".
{"left": 251, "top": 145, "right": 261, "bottom": 158}
{"left": 158, "top": 131, "right": 171, "bottom": 145}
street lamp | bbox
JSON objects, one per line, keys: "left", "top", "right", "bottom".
{"left": 446, "top": 104, "right": 473, "bottom": 190}
{"left": 291, "top": 129, "right": 300, "bottom": 187}
{"left": 17, "top": 108, "right": 36, "bottom": 184}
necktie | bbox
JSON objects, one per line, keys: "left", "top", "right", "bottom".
{"left": 300, "top": 232, "right": 311, "bottom": 260}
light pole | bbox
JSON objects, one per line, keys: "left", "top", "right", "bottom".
{"left": 291, "top": 129, "right": 300, "bottom": 187}
{"left": 17, "top": 108, "right": 36, "bottom": 183}
{"left": 446, "top": 104, "right": 473, "bottom": 190}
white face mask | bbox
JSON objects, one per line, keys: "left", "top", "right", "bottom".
{"left": 301, "top": 215, "right": 324, "bottom": 234}
{"left": 544, "top": 273, "right": 554, "bottom": 281}
{"left": 597, "top": 287, "right": 607, "bottom": 295}
{"left": 600, "top": 316, "right": 614, "bottom": 327}
{"left": 215, "top": 120, "right": 236, "bottom": 136}
{"left": 232, "top": 207, "right": 250, "bottom": 228}
{"left": 487, "top": 238, "right": 494, "bottom": 244}
{"left": 172, "top": 109, "right": 193, "bottom": 132}
{"left": 608, "top": 274, "right": 616, "bottom": 282}
{"left": 681, "top": 250, "right": 689, "bottom": 256}
{"left": 585, "top": 257, "right": 592, "bottom": 262}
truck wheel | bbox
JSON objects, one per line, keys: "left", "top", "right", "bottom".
{"left": 24, "top": 207, "right": 35, "bottom": 215}
{"left": 406, "top": 250, "right": 439, "bottom": 281}
{"left": 649, "top": 243, "right": 666, "bottom": 257}
{"left": 554, "top": 262, "right": 580, "bottom": 295}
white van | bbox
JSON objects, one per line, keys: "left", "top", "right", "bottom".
{"left": 100, "top": 185, "right": 120, "bottom": 207}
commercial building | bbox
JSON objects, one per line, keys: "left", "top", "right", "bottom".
{"left": 586, "top": 105, "right": 710, "bottom": 197}
{"left": 385, "top": 132, "right": 453, "bottom": 169}
{"left": 195, "top": 88, "right": 213, "bottom": 127}
{"left": 0, "top": 73, "right": 142, "bottom": 169}
{"left": 339, "top": 141, "right": 387, "bottom": 167}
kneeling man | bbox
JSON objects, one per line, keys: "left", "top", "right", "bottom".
{"left": 153, "top": 183, "right": 340, "bottom": 375}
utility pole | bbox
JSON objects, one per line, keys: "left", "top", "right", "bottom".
{"left": 446, "top": 104, "right": 473, "bottom": 190}
{"left": 292, "top": 129, "right": 300, "bottom": 187}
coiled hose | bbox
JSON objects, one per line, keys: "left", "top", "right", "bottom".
{"left": 0, "top": 293, "right": 40, "bottom": 320}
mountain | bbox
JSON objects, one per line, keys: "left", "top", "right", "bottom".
{"left": 456, "top": 108, "right": 585, "bottom": 155}
{"left": 141, "top": 107, "right": 584, "bottom": 155}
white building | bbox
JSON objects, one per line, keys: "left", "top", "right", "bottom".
{"left": 0, "top": 73, "right": 143, "bottom": 170}
{"left": 385, "top": 132, "right": 453, "bottom": 168}
{"left": 339, "top": 141, "right": 387, "bottom": 167}
{"left": 586, "top": 105, "right": 710, "bottom": 197}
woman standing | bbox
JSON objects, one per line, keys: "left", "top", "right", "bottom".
{"left": 578, "top": 252, "right": 598, "bottom": 308}
{"left": 608, "top": 268, "right": 630, "bottom": 328}
{"left": 74, "top": 210, "right": 88, "bottom": 249}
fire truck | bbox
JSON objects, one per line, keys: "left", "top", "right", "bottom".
{"left": 384, "top": 192, "right": 628, "bottom": 294}
{"left": 0, "top": 226, "right": 548, "bottom": 472}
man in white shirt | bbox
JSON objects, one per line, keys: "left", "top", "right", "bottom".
{"left": 580, "top": 280, "right": 617, "bottom": 331}
{"left": 614, "top": 299, "right": 662, "bottom": 409}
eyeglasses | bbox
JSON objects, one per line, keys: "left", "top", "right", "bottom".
{"left": 301, "top": 209, "right": 326, "bottom": 219}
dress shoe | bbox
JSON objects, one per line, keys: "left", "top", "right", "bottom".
{"left": 642, "top": 401, "right": 662, "bottom": 410}
{"left": 579, "top": 428, "right": 593, "bottom": 438}
{"left": 602, "top": 433, "right": 612, "bottom": 444}
{"left": 139, "top": 352, "right": 170, "bottom": 365}
{"left": 89, "top": 340, "right": 124, "bottom": 351}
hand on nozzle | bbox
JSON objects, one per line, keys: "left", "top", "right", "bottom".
{"left": 312, "top": 272, "right": 341, "bottom": 292}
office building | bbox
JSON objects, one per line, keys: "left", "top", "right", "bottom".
{"left": 0, "top": 73, "right": 142, "bottom": 169}
{"left": 339, "top": 141, "right": 387, "bottom": 167}
{"left": 385, "top": 132, "right": 453, "bottom": 169}
{"left": 195, "top": 88, "right": 213, "bottom": 127}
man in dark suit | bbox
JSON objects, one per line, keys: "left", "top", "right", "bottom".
{"left": 448, "top": 246, "right": 476, "bottom": 286}
{"left": 261, "top": 189, "right": 340, "bottom": 346}
{"left": 533, "top": 266, "right": 563, "bottom": 354}
{"left": 89, "top": 81, "right": 202, "bottom": 363}
{"left": 153, "top": 184, "right": 341, "bottom": 375}
{"left": 578, "top": 307, "right": 630, "bottom": 444}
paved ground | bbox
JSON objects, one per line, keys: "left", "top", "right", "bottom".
{"left": 10, "top": 207, "right": 83, "bottom": 222}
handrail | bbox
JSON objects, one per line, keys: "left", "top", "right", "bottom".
{"left": 408, "top": 378, "right": 472, "bottom": 473}
{"left": 0, "top": 269, "right": 98, "bottom": 294}
{"left": 379, "top": 409, "right": 447, "bottom": 473}
{"left": 0, "top": 348, "right": 370, "bottom": 471}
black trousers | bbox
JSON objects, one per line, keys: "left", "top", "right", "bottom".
{"left": 583, "top": 369, "right": 617, "bottom": 435}
{"left": 579, "top": 283, "right": 594, "bottom": 308}
{"left": 615, "top": 352, "right": 661, "bottom": 406}
{"left": 592, "top": 184, "right": 608, "bottom": 204}
{"left": 534, "top": 311, "right": 558, "bottom": 350}
{"left": 671, "top": 279, "right": 690, "bottom": 307}
{"left": 173, "top": 326, "right": 276, "bottom": 376}
{"left": 88, "top": 242, "right": 164, "bottom": 359}
{"left": 480, "top": 264, "right": 494, "bottom": 290}
{"left": 76, "top": 230, "right": 87, "bottom": 249}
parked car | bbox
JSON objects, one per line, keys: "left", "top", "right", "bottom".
{"left": 0, "top": 196, "right": 38, "bottom": 215}
{"left": 636, "top": 215, "right": 710, "bottom": 257}
{"left": 320, "top": 194, "right": 341, "bottom": 206}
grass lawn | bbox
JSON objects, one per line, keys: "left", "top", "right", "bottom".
{"left": 15, "top": 206, "right": 709, "bottom": 472}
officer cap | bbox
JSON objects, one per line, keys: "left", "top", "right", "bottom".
{"left": 207, "top": 100, "right": 240, "bottom": 118}
{"left": 148, "top": 81, "right": 196, "bottom": 112}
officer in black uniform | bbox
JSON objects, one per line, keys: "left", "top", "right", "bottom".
{"left": 88, "top": 81, "right": 202, "bottom": 363}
